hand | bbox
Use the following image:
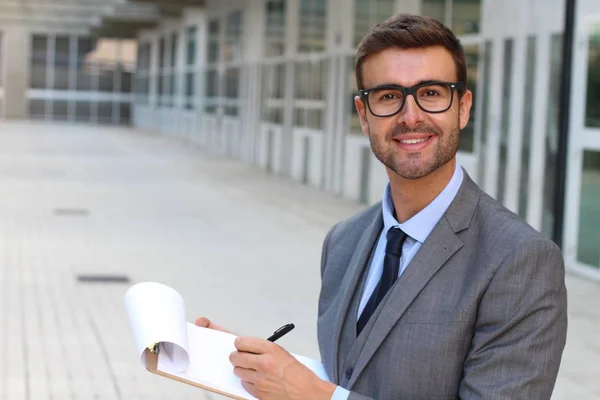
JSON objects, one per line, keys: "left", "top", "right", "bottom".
{"left": 230, "top": 336, "right": 336, "bottom": 400}
{"left": 194, "top": 317, "right": 234, "bottom": 335}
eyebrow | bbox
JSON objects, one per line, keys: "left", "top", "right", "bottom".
{"left": 367, "top": 80, "right": 440, "bottom": 90}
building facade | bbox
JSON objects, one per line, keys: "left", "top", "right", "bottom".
{"left": 0, "top": 0, "right": 599, "bottom": 279}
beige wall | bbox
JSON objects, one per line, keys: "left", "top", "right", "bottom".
{"left": 3, "top": 26, "right": 28, "bottom": 119}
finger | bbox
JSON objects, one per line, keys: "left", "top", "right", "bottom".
{"left": 194, "top": 317, "right": 210, "bottom": 327}
{"left": 241, "top": 380, "right": 258, "bottom": 397}
{"left": 229, "top": 351, "right": 260, "bottom": 370}
{"left": 234, "top": 336, "right": 272, "bottom": 354}
{"left": 233, "top": 366, "right": 258, "bottom": 383}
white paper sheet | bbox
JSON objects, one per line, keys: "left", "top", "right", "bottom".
{"left": 124, "top": 281, "right": 330, "bottom": 399}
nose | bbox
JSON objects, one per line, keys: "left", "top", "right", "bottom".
{"left": 396, "top": 94, "right": 425, "bottom": 128}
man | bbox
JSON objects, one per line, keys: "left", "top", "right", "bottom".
{"left": 197, "top": 13, "right": 568, "bottom": 399}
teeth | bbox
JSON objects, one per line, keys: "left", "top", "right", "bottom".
{"left": 400, "top": 138, "right": 428, "bottom": 144}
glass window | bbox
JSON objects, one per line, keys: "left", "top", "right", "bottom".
{"left": 54, "top": 36, "right": 71, "bottom": 90}
{"left": 585, "top": 22, "right": 600, "bottom": 128}
{"left": 31, "top": 35, "right": 48, "bottom": 89}
{"left": 225, "top": 11, "right": 243, "bottom": 62}
{"left": 185, "top": 73, "right": 195, "bottom": 110}
{"left": 261, "top": 63, "right": 286, "bottom": 123}
{"left": 298, "top": 0, "right": 327, "bottom": 52}
{"left": 294, "top": 60, "right": 325, "bottom": 100}
{"left": 159, "top": 37, "right": 166, "bottom": 69}
{"left": 347, "top": 56, "right": 362, "bottom": 135}
{"left": 186, "top": 26, "right": 197, "bottom": 66}
{"left": 205, "top": 69, "right": 219, "bottom": 113}
{"left": 477, "top": 40, "right": 492, "bottom": 181}
{"left": 265, "top": 0, "right": 286, "bottom": 57}
{"left": 577, "top": 150, "right": 600, "bottom": 268}
{"left": 207, "top": 20, "right": 220, "bottom": 63}
{"left": 52, "top": 100, "right": 68, "bottom": 120}
{"left": 76, "top": 37, "right": 94, "bottom": 91}
{"left": 119, "top": 103, "right": 131, "bottom": 124}
{"left": 421, "top": 0, "right": 445, "bottom": 23}
{"left": 541, "top": 34, "right": 563, "bottom": 238}
{"left": 497, "top": 38, "right": 513, "bottom": 204}
{"left": 294, "top": 59, "right": 326, "bottom": 129}
{"left": 75, "top": 101, "right": 91, "bottom": 122}
{"left": 0, "top": 34, "right": 3, "bottom": 88}
{"left": 97, "top": 102, "right": 113, "bottom": 123}
{"left": 452, "top": 0, "right": 481, "bottom": 35}
{"left": 224, "top": 67, "right": 240, "bottom": 116}
{"left": 422, "top": 0, "right": 481, "bottom": 35}
{"left": 170, "top": 32, "right": 178, "bottom": 68}
{"left": 459, "top": 44, "right": 479, "bottom": 152}
{"left": 28, "top": 99, "right": 46, "bottom": 118}
{"left": 354, "top": 0, "right": 395, "bottom": 48}
{"left": 518, "top": 36, "right": 537, "bottom": 218}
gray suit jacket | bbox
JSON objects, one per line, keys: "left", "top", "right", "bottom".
{"left": 317, "top": 172, "right": 567, "bottom": 399}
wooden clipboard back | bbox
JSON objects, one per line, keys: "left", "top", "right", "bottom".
{"left": 144, "top": 348, "right": 250, "bottom": 400}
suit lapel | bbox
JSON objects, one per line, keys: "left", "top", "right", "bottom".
{"left": 330, "top": 207, "right": 383, "bottom": 382}
{"left": 347, "top": 171, "right": 482, "bottom": 389}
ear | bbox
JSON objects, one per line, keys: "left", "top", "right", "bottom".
{"left": 458, "top": 89, "right": 473, "bottom": 130}
{"left": 354, "top": 95, "right": 370, "bottom": 136}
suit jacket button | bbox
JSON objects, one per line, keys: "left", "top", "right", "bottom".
{"left": 345, "top": 367, "right": 353, "bottom": 380}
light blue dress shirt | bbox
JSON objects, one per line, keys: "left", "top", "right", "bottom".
{"left": 331, "top": 164, "right": 464, "bottom": 400}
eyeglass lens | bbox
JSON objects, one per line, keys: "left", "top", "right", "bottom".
{"left": 367, "top": 83, "right": 454, "bottom": 116}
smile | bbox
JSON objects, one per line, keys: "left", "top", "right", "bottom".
{"left": 399, "top": 138, "right": 429, "bottom": 144}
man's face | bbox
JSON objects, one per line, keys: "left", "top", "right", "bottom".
{"left": 355, "top": 46, "right": 472, "bottom": 180}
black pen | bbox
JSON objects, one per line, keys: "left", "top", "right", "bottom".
{"left": 267, "top": 323, "right": 295, "bottom": 342}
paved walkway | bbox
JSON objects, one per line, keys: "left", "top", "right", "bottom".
{"left": 0, "top": 121, "right": 597, "bottom": 399}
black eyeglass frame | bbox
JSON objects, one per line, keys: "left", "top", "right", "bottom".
{"left": 358, "top": 81, "right": 466, "bottom": 117}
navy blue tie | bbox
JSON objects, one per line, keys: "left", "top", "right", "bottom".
{"left": 357, "top": 227, "right": 408, "bottom": 336}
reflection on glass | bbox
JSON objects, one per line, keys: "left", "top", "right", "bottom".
{"left": 28, "top": 99, "right": 46, "bottom": 118}
{"left": 225, "top": 68, "right": 240, "bottom": 98}
{"left": 120, "top": 103, "right": 131, "bottom": 124}
{"left": 97, "top": 102, "right": 113, "bottom": 123}
{"left": 348, "top": 56, "right": 362, "bottom": 134}
{"left": 52, "top": 100, "right": 68, "bottom": 120}
{"left": 31, "top": 35, "right": 48, "bottom": 89}
{"left": 170, "top": 32, "right": 178, "bottom": 68}
{"left": 298, "top": 0, "right": 327, "bottom": 52}
{"left": 460, "top": 44, "right": 479, "bottom": 152}
{"left": 294, "top": 60, "right": 325, "bottom": 100}
{"left": 186, "top": 26, "right": 197, "bottom": 66}
{"left": 452, "top": 0, "right": 481, "bottom": 35}
{"left": 185, "top": 73, "right": 195, "bottom": 110}
{"left": 421, "top": 0, "right": 445, "bottom": 24}
{"left": 75, "top": 101, "right": 91, "bottom": 122}
{"left": 54, "top": 36, "right": 70, "bottom": 90}
{"left": 225, "top": 11, "right": 243, "bottom": 62}
{"left": 477, "top": 40, "right": 492, "bottom": 181}
{"left": 518, "top": 36, "right": 537, "bottom": 219}
{"left": 262, "top": 63, "right": 285, "bottom": 123}
{"left": 0, "top": 35, "right": 3, "bottom": 87}
{"left": 265, "top": 0, "right": 286, "bottom": 57}
{"left": 205, "top": 69, "right": 219, "bottom": 113}
{"left": 353, "top": 0, "right": 395, "bottom": 47}
{"left": 542, "top": 34, "right": 563, "bottom": 238}
{"left": 577, "top": 151, "right": 600, "bottom": 268}
{"left": 208, "top": 20, "right": 220, "bottom": 63}
{"left": 585, "top": 23, "right": 600, "bottom": 128}
{"left": 497, "top": 39, "right": 513, "bottom": 204}
{"left": 76, "top": 37, "right": 94, "bottom": 91}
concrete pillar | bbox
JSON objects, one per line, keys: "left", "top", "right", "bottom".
{"left": 4, "top": 26, "right": 28, "bottom": 119}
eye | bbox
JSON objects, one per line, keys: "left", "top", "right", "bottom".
{"left": 423, "top": 90, "right": 440, "bottom": 97}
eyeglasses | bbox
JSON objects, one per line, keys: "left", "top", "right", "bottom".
{"left": 359, "top": 81, "right": 465, "bottom": 117}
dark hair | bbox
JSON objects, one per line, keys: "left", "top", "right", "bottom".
{"left": 355, "top": 14, "right": 466, "bottom": 91}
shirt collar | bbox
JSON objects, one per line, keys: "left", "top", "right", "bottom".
{"left": 382, "top": 163, "right": 464, "bottom": 243}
